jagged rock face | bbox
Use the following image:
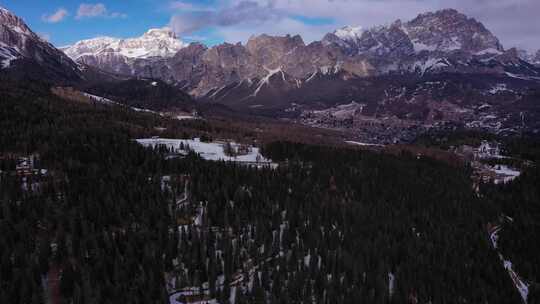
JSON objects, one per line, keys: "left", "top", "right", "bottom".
{"left": 0, "top": 6, "right": 80, "bottom": 82}
{"left": 322, "top": 8, "right": 510, "bottom": 74}
{"left": 404, "top": 9, "right": 503, "bottom": 54}
{"left": 246, "top": 34, "right": 305, "bottom": 70}
{"left": 166, "top": 35, "right": 372, "bottom": 96}
{"left": 168, "top": 43, "right": 208, "bottom": 90}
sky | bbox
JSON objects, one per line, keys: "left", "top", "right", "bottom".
{"left": 0, "top": 0, "right": 539, "bottom": 52}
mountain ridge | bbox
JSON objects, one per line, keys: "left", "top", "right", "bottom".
{"left": 60, "top": 8, "right": 538, "bottom": 97}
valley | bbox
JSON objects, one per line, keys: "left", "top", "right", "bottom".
{"left": 1, "top": 3, "right": 540, "bottom": 304}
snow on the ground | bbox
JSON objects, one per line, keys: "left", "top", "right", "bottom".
{"left": 176, "top": 115, "right": 198, "bottom": 121}
{"left": 501, "top": 257, "right": 529, "bottom": 303}
{"left": 136, "top": 138, "right": 275, "bottom": 166}
{"left": 489, "top": 226, "right": 501, "bottom": 249}
{"left": 489, "top": 226, "right": 529, "bottom": 303}
{"left": 492, "top": 165, "right": 521, "bottom": 184}
{"left": 488, "top": 83, "right": 513, "bottom": 95}
{"left": 83, "top": 93, "right": 117, "bottom": 105}
{"left": 345, "top": 141, "right": 384, "bottom": 147}
{"left": 388, "top": 272, "right": 395, "bottom": 299}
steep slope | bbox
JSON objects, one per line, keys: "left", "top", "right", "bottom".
{"left": 80, "top": 78, "right": 195, "bottom": 111}
{"left": 0, "top": 6, "right": 80, "bottom": 83}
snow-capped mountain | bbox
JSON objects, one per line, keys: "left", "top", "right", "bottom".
{"left": 62, "top": 28, "right": 187, "bottom": 60}
{"left": 61, "top": 28, "right": 187, "bottom": 77}
{"left": 334, "top": 26, "right": 364, "bottom": 42}
{"left": 517, "top": 49, "right": 540, "bottom": 66}
{"left": 325, "top": 9, "right": 503, "bottom": 56}
{"left": 0, "top": 6, "right": 80, "bottom": 81}
{"left": 62, "top": 8, "right": 538, "bottom": 98}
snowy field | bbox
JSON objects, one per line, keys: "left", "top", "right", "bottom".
{"left": 491, "top": 165, "right": 521, "bottom": 184}
{"left": 136, "top": 138, "right": 275, "bottom": 166}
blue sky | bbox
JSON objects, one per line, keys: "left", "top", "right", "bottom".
{"left": 0, "top": 0, "right": 539, "bottom": 51}
{"left": 0, "top": 0, "right": 233, "bottom": 46}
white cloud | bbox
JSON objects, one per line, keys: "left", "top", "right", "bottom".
{"left": 76, "top": 3, "right": 127, "bottom": 20}
{"left": 42, "top": 8, "right": 69, "bottom": 23}
{"left": 170, "top": 1, "right": 214, "bottom": 12}
{"left": 169, "top": 0, "right": 284, "bottom": 35}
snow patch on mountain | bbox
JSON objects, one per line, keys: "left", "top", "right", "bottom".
{"left": 488, "top": 83, "right": 513, "bottom": 95}
{"left": 0, "top": 42, "right": 19, "bottom": 68}
{"left": 253, "top": 66, "right": 285, "bottom": 97}
{"left": 334, "top": 26, "right": 363, "bottom": 41}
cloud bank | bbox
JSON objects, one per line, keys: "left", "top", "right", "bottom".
{"left": 76, "top": 3, "right": 126, "bottom": 20}
{"left": 42, "top": 8, "right": 68, "bottom": 23}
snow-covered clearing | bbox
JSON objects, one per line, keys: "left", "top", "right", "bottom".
{"left": 176, "top": 115, "right": 198, "bottom": 120}
{"left": 491, "top": 165, "right": 521, "bottom": 184}
{"left": 136, "top": 138, "right": 275, "bottom": 166}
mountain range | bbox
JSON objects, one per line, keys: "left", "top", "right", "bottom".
{"left": 2, "top": 6, "right": 540, "bottom": 143}
{"left": 60, "top": 9, "right": 540, "bottom": 95}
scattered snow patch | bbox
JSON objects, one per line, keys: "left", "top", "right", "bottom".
{"left": 345, "top": 141, "right": 384, "bottom": 147}
{"left": 489, "top": 83, "right": 513, "bottom": 94}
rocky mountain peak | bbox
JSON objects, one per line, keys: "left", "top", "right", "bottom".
{"left": 404, "top": 8, "right": 503, "bottom": 53}
{"left": 0, "top": 6, "right": 80, "bottom": 81}
{"left": 334, "top": 26, "right": 364, "bottom": 41}
{"left": 246, "top": 34, "right": 305, "bottom": 56}
{"left": 62, "top": 27, "right": 187, "bottom": 61}
{"left": 323, "top": 8, "right": 504, "bottom": 57}
{"left": 0, "top": 6, "right": 33, "bottom": 36}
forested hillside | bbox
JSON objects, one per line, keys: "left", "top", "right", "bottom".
{"left": 0, "top": 79, "right": 538, "bottom": 303}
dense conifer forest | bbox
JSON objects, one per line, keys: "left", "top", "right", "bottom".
{"left": 1, "top": 80, "right": 539, "bottom": 303}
